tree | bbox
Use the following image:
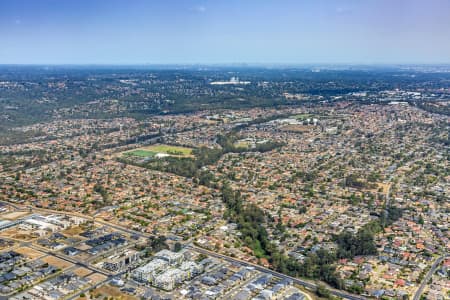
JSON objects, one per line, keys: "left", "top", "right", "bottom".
{"left": 316, "top": 284, "right": 331, "bottom": 298}
{"left": 335, "top": 226, "right": 377, "bottom": 259}
{"left": 418, "top": 215, "right": 424, "bottom": 225}
{"left": 174, "top": 242, "right": 182, "bottom": 252}
{"left": 149, "top": 235, "right": 169, "bottom": 252}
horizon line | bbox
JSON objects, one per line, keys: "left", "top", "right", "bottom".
{"left": 1, "top": 62, "right": 450, "bottom": 67}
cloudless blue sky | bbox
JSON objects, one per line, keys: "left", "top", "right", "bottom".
{"left": 1, "top": 0, "right": 449, "bottom": 64}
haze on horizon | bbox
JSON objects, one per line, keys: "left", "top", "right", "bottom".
{"left": 1, "top": 0, "right": 450, "bottom": 65}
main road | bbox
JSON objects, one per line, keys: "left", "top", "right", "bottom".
{"left": 187, "top": 245, "right": 367, "bottom": 300}
{"left": 413, "top": 255, "right": 448, "bottom": 300}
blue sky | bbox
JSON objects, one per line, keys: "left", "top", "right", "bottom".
{"left": 1, "top": 0, "right": 449, "bottom": 64}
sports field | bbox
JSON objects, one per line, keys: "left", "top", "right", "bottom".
{"left": 123, "top": 149, "right": 158, "bottom": 158}
{"left": 122, "top": 144, "right": 193, "bottom": 158}
{"left": 234, "top": 140, "right": 251, "bottom": 149}
{"left": 292, "top": 114, "right": 313, "bottom": 120}
{"left": 146, "top": 144, "right": 193, "bottom": 155}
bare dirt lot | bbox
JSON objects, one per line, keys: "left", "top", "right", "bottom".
{"left": 87, "top": 273, "right": 107, "bottom": 284}
{"left": 41, "top": 255, "right": 73, "bottom": 269}
{"left": 63, "top": 225, "right": 86, "bottom": 236}
{"left": 14, "top": 246, "right": 45, "bottom": 259}
{"left": 378, "top": 182, "right": 391, "bottom": 194}
{"left": 91, "top": 284, "right": 138, "bottom": 300}
{"left": 0, "top": 211, "right": 30, "bottom": 220}
{"left": 72, "top": 266, "right": 93, "bottom": 277}
{"left": 0, "top": 228, "right": 37, "bottom": 241}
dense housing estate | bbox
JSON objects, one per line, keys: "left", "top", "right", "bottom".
{"left": 0, "top": 66, "right": 448, "bottom": 299}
